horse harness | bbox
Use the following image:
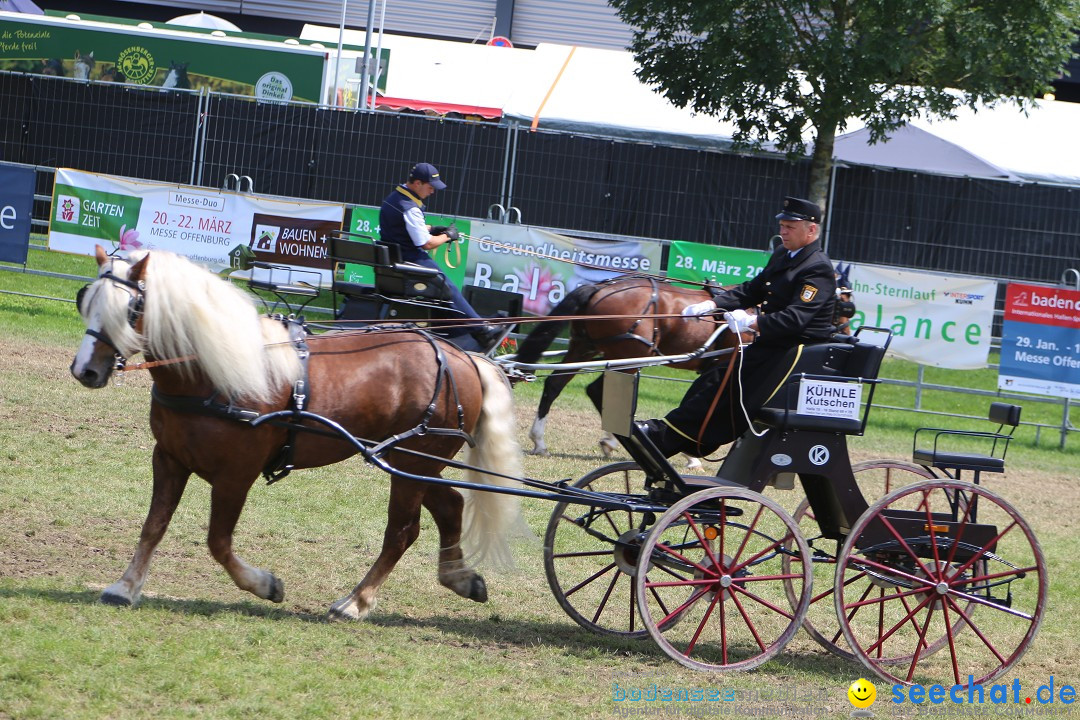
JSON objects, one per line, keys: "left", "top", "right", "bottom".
{"left": 148, "top": 318, "right": 472, "bottom": 484}
{"left": 587, "top": 275, "right": 663, "bottom": 354}
{"left": 76, "top": 269, "right": 146, "bottom": 369}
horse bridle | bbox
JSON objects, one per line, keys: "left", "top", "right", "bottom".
{"left": 77, "top": 271, "right": 146, "bottom": 367}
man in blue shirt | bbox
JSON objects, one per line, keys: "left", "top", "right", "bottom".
{"left": 379, "top": 162, "right": 499, "bottom": 350}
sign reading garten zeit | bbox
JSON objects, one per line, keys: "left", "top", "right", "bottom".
{"left": 49, "top": 169, "right": 344, "bottom": 281}
{"left": 999, "top": 282, "right": 1080, "bottom": 399}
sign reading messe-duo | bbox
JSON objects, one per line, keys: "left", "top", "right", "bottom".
{"left": 999, "top": 282, "right": 1080, "bottom": 399}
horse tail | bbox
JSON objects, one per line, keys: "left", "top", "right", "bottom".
{"left": 514, "top": 283, "right": 602, "bottom": 364}
{"left": 461, "top": 356, "right": 529, "bottom": 569}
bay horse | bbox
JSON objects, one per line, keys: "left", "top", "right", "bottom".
{"left": 514, "top": 275, "right": 745, "bottom": 467}
{"left": 70, "top": 246, "right": 523, "bottom": 620}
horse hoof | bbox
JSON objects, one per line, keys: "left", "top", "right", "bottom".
{"left": 327, "top": 596, "right": 373, "bottom": 621}
{"left": 267, "top": 574, "right": 285, "bottom": 603}
{"left": 599, "top": 441, "right": 617, "bottom": 459}
{"left": 99, "top": 591, "right": 132, "bottom": 607}
{"left": 468, "top": 575, "right": 488, "bottom": 603}
{"left": 528, "top": 447, "right": 548, "bottom": 456}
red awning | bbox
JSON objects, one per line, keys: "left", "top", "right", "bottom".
{"left": 374, "top": 95, "right": 503, "bottom": 119}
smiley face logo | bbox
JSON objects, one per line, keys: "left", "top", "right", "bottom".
{"left": 848, "top": 678, "right": 876, "bottom": 709}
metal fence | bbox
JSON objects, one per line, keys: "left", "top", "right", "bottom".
{"left": 6, "top": 70, "right": 1078, "bottom": 286}
{"left": 1, "top": 69, "right": 1077, "bottom": 445}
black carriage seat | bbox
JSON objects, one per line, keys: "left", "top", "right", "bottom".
{"left": 912, "top": 402, "right": 1021, "bottom": 476}
{"left": 753, "top": 331, "right": 888, "bottom": 436}
{"left": 329, "top": 232, "right": 453, "bottom": 303}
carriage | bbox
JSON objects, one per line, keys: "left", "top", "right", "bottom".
{"left": 70, "top": 245, "right": 1045, "bottom": 690}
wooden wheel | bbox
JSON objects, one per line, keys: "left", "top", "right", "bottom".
{"left": 543, "top": 462, "right": 656, "bottom": 638}
{"left": 635, "top": 487, "right": 812, "bottom": 671}
{"left": 783, "top": 459, "right": 938, "bottom": 661}
{"left": 835, "top": 480, "right": 1047, "bottom": 686}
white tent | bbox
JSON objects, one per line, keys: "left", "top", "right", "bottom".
{"left": 167, "top": 12, "right": 241, "bottom": 32}
{"left": 300, "top": 24, "right": 1080, "bottom": 184}
{"left": 832, "top": 124, "right": 1018, "bottom": 180}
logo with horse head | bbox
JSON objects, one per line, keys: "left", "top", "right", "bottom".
{"left": 117, "top": 46, "right": 156, "bottom": 85}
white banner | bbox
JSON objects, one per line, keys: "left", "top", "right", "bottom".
{"left": 49, "top": 169, "right": 344, "bottom": 283}
{"left": 464, "top": 221, "right": 663, "bottom": 315}
{"left": 848, "top": 264, "right": 996, "bottom": 369}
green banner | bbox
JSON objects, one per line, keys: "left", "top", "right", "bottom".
{"left": 346, "top": 207, "right": 470, "bottom": 287}
{"left": 0, "top": 16, "right": 325, "bottom": 101}
{"left": 51, "top": 183, "right": 142, "bottom": 242}
{"left": 667, "top": 241, "right": 770, "bottom": 287}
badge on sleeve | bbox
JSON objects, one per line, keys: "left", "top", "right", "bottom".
{"left": 800, "top": 284, "right": 818, "bottom": 302}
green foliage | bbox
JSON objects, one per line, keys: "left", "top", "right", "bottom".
{"left": 610, "top": 0, "right": 1080, "bottom": 197}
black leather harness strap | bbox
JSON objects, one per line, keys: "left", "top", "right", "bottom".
{"left": 149, "top": 322, "right": 474, "bottom": 483}
{"left": 584, "top": 275, "right": 662, "bottom": 352}
{"left": 262, "top": 318, "right": 312, "bottom": 484}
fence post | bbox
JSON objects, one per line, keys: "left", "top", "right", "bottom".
{"left": 915, "top": 365, "right": 925, "bottom": 409}
{"left": 1063, "top": 397, "right": 1072, "bottom": 449}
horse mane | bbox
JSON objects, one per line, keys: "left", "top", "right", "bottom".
{"left": 136, "top": 250, "right": 302, "bottom": 403}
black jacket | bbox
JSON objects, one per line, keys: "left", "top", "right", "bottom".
{"left": 709, "top": 240, "right": 837, "bottom": 346}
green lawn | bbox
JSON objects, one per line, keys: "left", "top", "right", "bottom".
{"left": 2, "top": 245, "right": 1077, "bottom": 719}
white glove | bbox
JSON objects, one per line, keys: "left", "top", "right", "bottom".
{"left": 726, "top": 309, "right": 755, "bottom": 332}
{"left": 681, "top": 300, "right": 717, "bottom": 317}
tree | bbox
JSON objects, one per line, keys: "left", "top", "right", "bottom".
{"left": 610, "top": 0, "right": 1080, "bottom": 211}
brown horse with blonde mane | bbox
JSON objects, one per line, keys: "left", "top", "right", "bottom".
{"left": 70, "top": 246, "right": 523, "bottom": 619}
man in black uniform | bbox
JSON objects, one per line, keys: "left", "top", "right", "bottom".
{"left": 640, "top": 197, "right": 838, "bottom": 456}
{"left": 379, "top": 162, "right": 499, "bottom": 350}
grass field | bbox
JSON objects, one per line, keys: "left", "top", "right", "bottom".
{"left": 2, "top": 249, "right": 1079, "bottom": 719}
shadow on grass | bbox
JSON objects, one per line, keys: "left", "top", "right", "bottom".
{"left": 365, "top": 610, "right": 857, "bottom": 677}
{"left": 1, "top": 584, "right": 858, "bottom": 679}
{"left": 0, "top": 584, "right": 325, "bottom": 623}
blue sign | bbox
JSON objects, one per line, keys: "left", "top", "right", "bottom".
{"left": 998, "top": 282, "right": 1080, "bottom": 399}
{"left": 0, "top": 164, "right": 35, "bottom": 264}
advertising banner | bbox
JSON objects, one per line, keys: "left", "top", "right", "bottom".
{"left": 998, "top": 282, "right": 1080, "bottom": 398}
{"left": 847, "top": 265, "right": 996, "bottom": 369}
{"left": 0, "top": 14, "right": 326, "bottom": 101}
{"left": 464, "top": 222, "right": 663, "bottom": 316}
{"left": 0, "top": 163, "right": 35, "bottom": 264}
{"left": 345, "top": 206, "right": 471, "bottom": 289}
{"left": 667, "top": 240, "right": 771, "bottom": 287}
{"left": 49, "top": 169, "right": 344, "bottom": 281}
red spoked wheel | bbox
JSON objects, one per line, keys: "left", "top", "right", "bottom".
{"left": 635, "top": 487, "right": 812, "bottom": 671}
{"left": 783, "top": 459, "right": 938, "bottom": 661}
{"left": 835, "top": 480, "right": 1047, "bottom": 686}
{"left": 543, "top": 461, "right": 656, "bottom": 638}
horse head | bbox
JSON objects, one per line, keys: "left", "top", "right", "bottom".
{"left": 70, "top": 246, "right": 147, "bottom": 388}
{"left": 162, "top": 61, "right": 191, "bottom": 89}
{"left": 41, "top": 58, "right": 65, "bottom": 76}
{"left": 73, "top": 50, "right": 95, "bottom": 80}
{"left": 101, "top": 65, "right": 126, "bottom": 83}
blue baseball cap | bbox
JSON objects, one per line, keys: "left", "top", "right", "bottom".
{"left": 409, "top": 162, "right": 447, "bottom": 190}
